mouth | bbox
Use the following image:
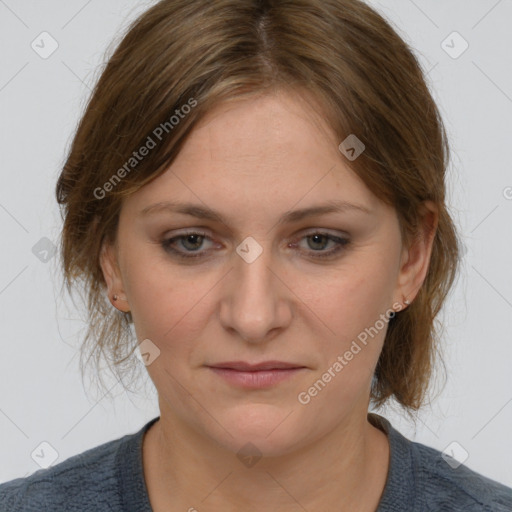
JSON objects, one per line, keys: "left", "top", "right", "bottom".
{"left": 206, "top": 361, "right": 307, "bottom": 388}
{"left": 208, "top": 360, "right": 305, "bottom": 371}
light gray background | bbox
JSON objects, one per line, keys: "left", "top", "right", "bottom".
{"left": 1, "top": 0, "right": 511, "bottom": 488}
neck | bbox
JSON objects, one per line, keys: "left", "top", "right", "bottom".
{"left": 143, "top": 407, "right": 390, "bottom": 512}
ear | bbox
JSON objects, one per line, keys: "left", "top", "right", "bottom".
{"left": 394, "top": 200, "right": 438, "bottom": 307}
{"left": 99, "top": 240, "right": 130, "bottom": 312}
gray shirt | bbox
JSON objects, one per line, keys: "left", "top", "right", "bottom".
{"left": 1, "top": 413, "right": 511, "bottom": 511}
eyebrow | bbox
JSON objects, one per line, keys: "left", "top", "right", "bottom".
{"left": 139, "top": 199, "right": 372, "bottom": 226}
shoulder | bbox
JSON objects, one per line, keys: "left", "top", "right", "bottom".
{"left": 411, "top": 439, "right": 512, "bottom": 511}
{"left": 0, "top": 430, "right": 133, "bottom": 512}
{"left": 369, "top": 413, "right": 512, "bottom": 512}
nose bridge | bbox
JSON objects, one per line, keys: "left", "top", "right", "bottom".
{"left": 237, "top": 246, "right": 274, "bottom": 300}
{"left": 220, "top": 238, "right": 288, "bottom": 342}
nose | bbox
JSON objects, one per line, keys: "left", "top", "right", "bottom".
{"left": 219, "top": 244, "right": 293, "bottom": 343}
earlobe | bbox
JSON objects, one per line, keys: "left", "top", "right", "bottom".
{"left": 395, "top": 201, "right": 439, "bottom": 306}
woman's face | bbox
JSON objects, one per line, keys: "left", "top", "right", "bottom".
{"left": 101, "top": 89, "right": 428, "bottom": 456}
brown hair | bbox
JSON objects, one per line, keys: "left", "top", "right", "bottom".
{"left": 56, "top": 0, "right": 461, "bottom": 410}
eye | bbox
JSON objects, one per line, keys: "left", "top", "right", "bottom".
{"left": 161, "top": 231, "right": 214, "bottom": 259}
{"left": 161, "top": 230, "right": 351, "bottom": 261}
{"left": 291, "top": 231, "right": 351, "bottom": 259}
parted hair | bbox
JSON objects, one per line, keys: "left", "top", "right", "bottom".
{"left": 56, "top": 0, "right": 461, "bottom": 410}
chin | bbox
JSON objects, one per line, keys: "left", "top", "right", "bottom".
{"left": 208, "top": 405, "right": 309, "bottom": 458}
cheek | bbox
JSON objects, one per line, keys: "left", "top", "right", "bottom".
{"left": 123, "top": 252, "right": 217, "bottom": 353}
{"left": 321, "top": 261, "right": 396, "bottom": 338}
{"left": 305, "top": 255, "right": 397, "bottom": 384}
{"left": 298, "top": 284, "right": 391, "bottom": 417}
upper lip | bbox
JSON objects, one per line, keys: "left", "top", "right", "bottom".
{"left": 207, "top": 361, "right": 305, "bottom": 371}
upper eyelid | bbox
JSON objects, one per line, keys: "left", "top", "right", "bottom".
{"left": 166, "top": 227, "right": 348, "bottom": 241}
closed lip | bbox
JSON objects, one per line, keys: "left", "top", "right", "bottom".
{"left": 206, "top": 361, "right": 306, "bottom": 371}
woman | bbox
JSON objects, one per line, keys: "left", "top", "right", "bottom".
{"left": 1, "top": 0, "right": 511, "bottom": 510}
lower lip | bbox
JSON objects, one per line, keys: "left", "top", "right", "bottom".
{"left": 208, "top": 367, "right": 305, "bottom": 388}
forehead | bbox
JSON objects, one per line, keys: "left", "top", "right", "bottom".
{"left": 123, "top": 90, "right": 382, "bottom": 221}
{"left": 181, "top": 89, "right": 339, "bottom": 169}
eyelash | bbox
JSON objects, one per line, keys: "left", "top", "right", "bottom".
{"left": 161, "top": 230, "right": 351, "bottom": 261}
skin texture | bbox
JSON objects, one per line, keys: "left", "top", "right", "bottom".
{"left": 100, "top": 89, "right": 438, "bottom": 511}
